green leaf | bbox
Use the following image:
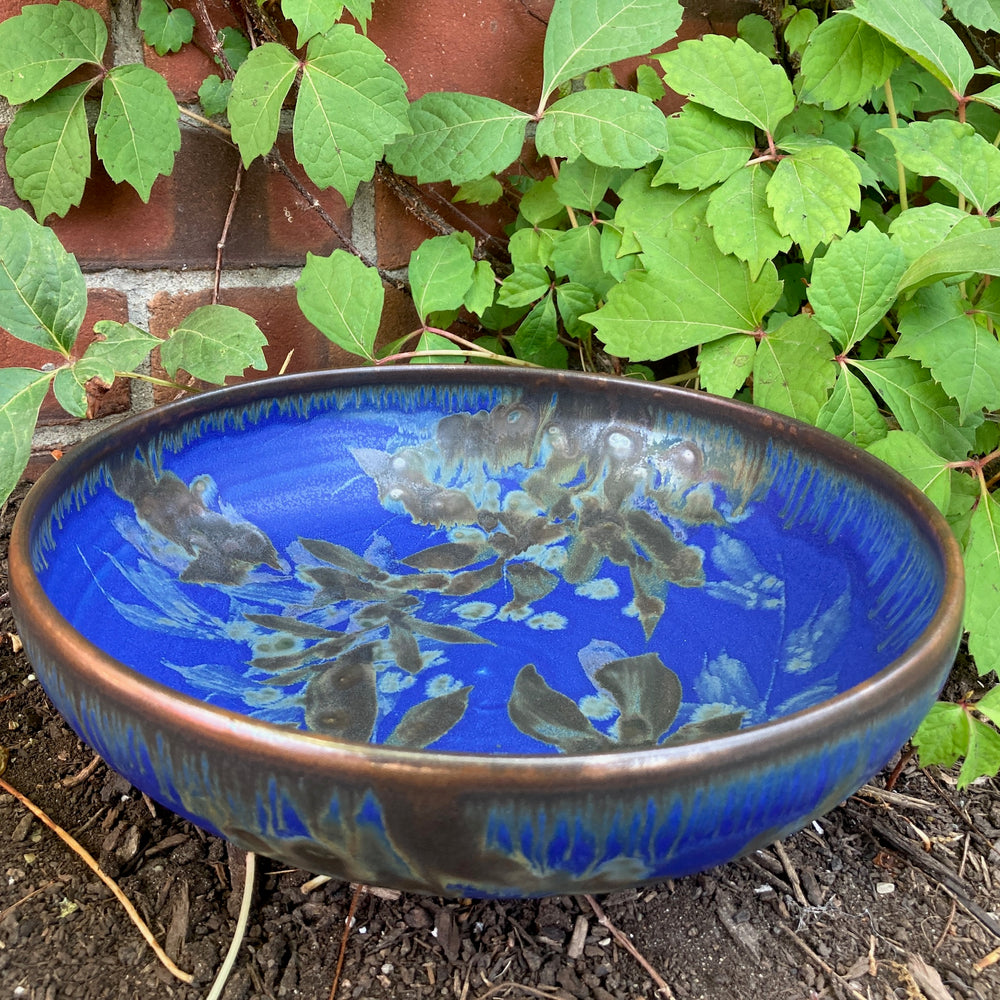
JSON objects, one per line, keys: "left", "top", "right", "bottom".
{"left": 767, "top": 144, "right": 861, "bottom": 259}
{"left": 409, "top": 233, "right": 476, "bottom": 324}
{"left": 798, "top": 13, "right": 902, "bottom": 108}
{"left": 556, "top": 281, "right": 600, "bottom": 339}
{"left": 551, "top": 226, "right": 614, "bottom": 296}
{"left": 296, "top": 250, "right": 383, "bottom": 361}
{"left": 553, "top": 157, "right": 630, "bottom": 211}
{"left": 807, "top": 223, "right": 906, "bottom": 352}
{"left": 52, "top": 357, "right": 115, "bottom": 418}
{"left": 4, "top": 81, "right": 92, "bottom": 221}
{"left": 409, "top": 330, "right": 455, "bottom": 365}
{"left": 614, "top": 166, "right": 709, "bottom": 255}
{"left": 386, "top": 92, "right": 529, "bottom": 186}
{"left": 343, "top": 0, "right": 372, "bottom": 31}
{"left": 816, "top": 367, "right": 887, "bottom": 449}
{"left": 518, "top": 176, "right": 564, "bottom": 226}
{"left": 138, "top": 0, "right": 195, "bottom": 56}
{"left": 541, "top": 0, "right": 683, "bottom": 102}
{"left": 635, "top": 63, "right": 665, "bottom": 102}
{"left": 229, "top": 43, "right": 299, "bottom": 166}
{"left": 159, "top": 305, "right": 267, "bottom": 384}
{"left": 898, "top": 227, "right": 1000, "bottom": 294}
{"left": 752, "top": 314, "right": 836, "bottom": 423}
{"left": 888, "top": 204, "right": 992, "bottom": 264}
{"left": 698, "top": 334, "right": 756, "bottom": 398}
{"left": 850, "top": 356, "right": 978, "bottom": 458}
{"left": 963, "top": 489, "right": 1000, "bottom": 677}
{"left": 96, "top": 64, "right": 180, "bottom": 202}
{"left": 509, "top": 228, "right": 557, "bottom": 271}
{"left": 87, "top": 321, "right": 161, "bottom": 372}
{"left": 281, "top": 0, "right": 342, "bottom": 47}
{"left": 950, "top": 0, "right": 1000, "bottom": 32}
{"left": 463, "top": 260, "right": 496, "bottom": 317}
{"left": 535, "top": 89, "right": 667, "bottom": 168}
{"left": 784, "top": 8, "right": 819, "bottom": 58}
{"left": 453, "top": 176, "right": 504, "bottom": 206}
{"left": 653, "top": 104, "right": 755, "bottom": 190}
{"left": 847, "top": 0, "right": 973, "bottom": 95}
{"left": 738, "top": 13, "right": 777, "bottom": 59}
{"left": 586, "top": 230, "right": 782, "bottom": 361}
{"left": 498, "top": 264, "right": 551, "bottom": 308}
{"left": 976, "top": 686, "right": 1000, "bottom": 728}
{"left": 706, "top": 163, "right": 791, "bottom": 279}
{"left": 510, "top": 294, "right": 567, "bottom": 368}
{"left": 218, "top": 27, "right": 251, "bottom": 72}
{"left": 959, "top": 719, "right": 1000, "bottom": 787}
{"left": 295, "top": 26, "right": 411, "bottom": 205}
{"left": 865, "top": 430, "right": 951, "bottom": 514}
{"left": 198, "top": 75, "right": 231, "bottom": 117}
{"left": 0, "top": 368, "right": 53, "bottom": 505}
{"left": 0, "top": 1, "right": 107, "bottom": 105}
{"left": 880, "top": 120, "right": 1000, "bottom": 215}
{"left": 0, "top": 206, "right": 86, "bottom": 355}
{"left": 657, "top": 35, "right": 794, "bottom": 134}
{"left": 912, "top": 701, "right": 969, "bottom": 768}
{"left": 893, "top": 285, "right": 1000, "bottom": 422}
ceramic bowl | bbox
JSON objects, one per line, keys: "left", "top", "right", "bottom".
{"left": 9, "top": 368, "right": 963, "bottom": 897}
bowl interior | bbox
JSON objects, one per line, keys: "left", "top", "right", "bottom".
{"left": 27, "top": 376, "right": 947, "bottom": 756}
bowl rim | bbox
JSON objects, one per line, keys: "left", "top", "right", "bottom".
{"left": 8, "top": 366, "right": 965, "bottom": 788}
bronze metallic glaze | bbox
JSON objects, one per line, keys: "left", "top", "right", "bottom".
{"left": 8, "top": 368, "right": 965, "bottom": 896}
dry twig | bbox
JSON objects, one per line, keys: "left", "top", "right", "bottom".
{"left": 206, "top": 850, "right": 257, "bottom": 1000}
{"left": 0, "top": 774, "right": 194, "bottom": 983}
{"left": 778, "top": 924, "right": 869, "bottom": 1000}
{"left": 328, "top": 882, "right": 365, "bottom": 1000}
{"left": 583, "top": 893, "right": 676, "bottom": 1000}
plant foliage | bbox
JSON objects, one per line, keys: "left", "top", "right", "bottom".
{"left": 2, "top": 0, "right": 1000, "bottom": 783}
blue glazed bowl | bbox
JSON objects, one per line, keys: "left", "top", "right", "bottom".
{"left": 9, "top": 368, "right": 963, "bottom": 897}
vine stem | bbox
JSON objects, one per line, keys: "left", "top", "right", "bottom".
{"left": 883, "top": 78, "right": 908, "bottom": 212}
{"left": 375, "top": 348, "right": 544, "bottom": 368}
{"left": 178, "top": 106, "right": 233, "bottom": 139}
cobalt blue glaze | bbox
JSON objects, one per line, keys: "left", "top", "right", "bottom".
{"left": 9, "top": 368, "right": 964, "bottom": 897}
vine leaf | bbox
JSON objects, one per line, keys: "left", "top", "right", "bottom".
{"left": 816, "top": 367, "right": 886, "bottom": 449}
{"left": 52, "top": 358, "right": 115, "bottom": 418}
{"left": 0, "top": 1, "right": 107, "bottom": 105}
{"left": 888, "top": 204, "right": 991, "bottom": 265}
{"left": 510, "top": 294, "right": 567, "bottom": 368}
{"left": 553, "top": 158, "right": 630, "bottom": 212}
{"left": 752, "top": 314, "right": 836, "bottom": 424}
{"left": 846, "top": 0, "right": 973, "bottom": 96}
{"left": 137, "top": 0, "right": 195, "bottom": 56}
{"left": 96, "top": 64, "right": 181, "bottom": 202}
{"left": 4, "top": 81, "right": 92, "bottom": 221}
{"left": 229, "top": 43, "right": 300, "bottom": 166}
{"left": 949, "top": 0, "right": 1000, "bottom": 32}
{"left": 798, "top": 13, "right": 902, "bottom": 108}
{"left": 657, "top": 34, "right": 794, "bottom": 134}
{"left": 409, "top": 233, "right": 476, "bottom": 324}
{"left": 541, "top": 0, "right": 683, "bottom": 104}
{"left": 281, "top": 0, "right": 343, "bottom": 47}
{"left": 897, "top": 226, "right": 1000, "bottom": 293}
{"left": 894, "top": 285, "right": 1000, "bottom": 423}
{"left": 698, "top": 334, "right": 756, "bottom": 398}
{"left": 586, "top": 230, "right": 782, "bottom": 360}
{"left": 386, "top": 92, "right": 531, "bottom": 185}
{"left": 808, "top": 222, "right": 906, "bottom": 352}
{"left": 653, "top": 103, "right": 755, "bottom": 190}
{"left": 881, "top": 120, "right": 1000, "bottom": 216}
{"left": 0, "top": 368, "right": 53, "bottom": 504}
{"left": 706, "top": 163, "right": 792, "bottom": 279}
{"left": 767, "top": 144, "right": 861, "bottom": 259}
{"left": 86, "top": 321, "right": 162, "bottom": 372}
{"left": 849, "top": 357, "right": 978, "bottom": 459}
{"left": 0, "top": 206, "right": 86, "bottom": 355}
{"left": 535, "top": 89, "right": 668, "bottom": 168}
{"left": 295, "top": 25, "right": 411, "bottom": 205}
{"left": 963, "top": 490, "right": 1000, "bottom": 679}
{"left": 159, "top": 305, "right": 267, "bottom": 384}
{"left": 866, "top": 431, "right": 951, "bottom": 515}
{"left": 913, "top": 700, "right": 1000, "bottom": 789}
{"left": 296, "top": 249, "right": 384, "bottom": 362}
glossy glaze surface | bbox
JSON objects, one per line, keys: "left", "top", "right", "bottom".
{"left": 10, "top": 369, "right": 964, "bottom": 896}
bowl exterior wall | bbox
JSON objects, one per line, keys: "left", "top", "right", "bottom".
{"left": 14, "top": 608, "right": 954, "bottom": 897}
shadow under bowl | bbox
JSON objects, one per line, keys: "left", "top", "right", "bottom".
{"left": 9, "top": 368, "right": 963, "bottom": 898}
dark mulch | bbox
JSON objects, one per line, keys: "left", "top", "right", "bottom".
{"left": 2, "top": 480, "right": 999, "bottom": 1000}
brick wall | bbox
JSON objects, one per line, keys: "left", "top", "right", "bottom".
{"left": 0, "top": 0, "right": 752, "bottom": 478}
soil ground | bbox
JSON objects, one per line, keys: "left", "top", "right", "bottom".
{"left": 2, "top": 481, "right": 1000, "bottom": 1000}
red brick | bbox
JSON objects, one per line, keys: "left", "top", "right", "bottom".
{"left": 0, "top": 288, "right": 131, "bottom": 425}
{"left": 369, "top": 0, "right": 551, "bottom": 106}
